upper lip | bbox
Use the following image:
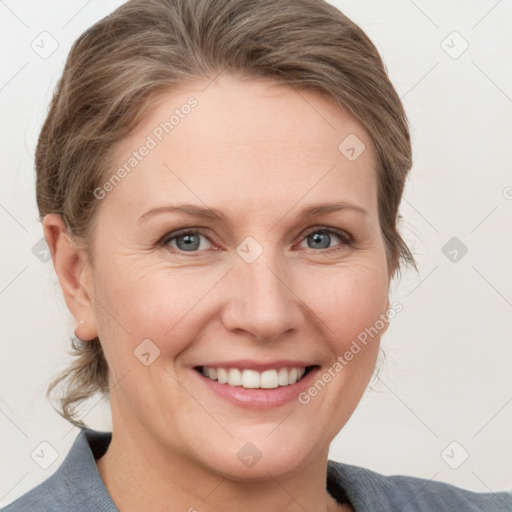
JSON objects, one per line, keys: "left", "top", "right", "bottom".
{"left": 194, "top": 360, "right": 316, "bottom": 372}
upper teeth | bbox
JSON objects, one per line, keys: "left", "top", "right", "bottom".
{"left": 201, "top": 367, "right": 307, "bottom": 389}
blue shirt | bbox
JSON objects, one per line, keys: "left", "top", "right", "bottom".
{"left": 2, "top": 428, "right": 511, "bottom": 511}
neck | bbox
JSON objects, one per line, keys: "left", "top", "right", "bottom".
{"left": 95, "top": 422, "right": 345, "bottom": 512}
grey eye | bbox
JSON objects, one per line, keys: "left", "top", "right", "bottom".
{"left": 172, "top": 232, "right": 207, "bottom": 251}
{"left": 307, "top": 231, "right": 333, "bottom": 249}
{"left": 176, "top": 233, "right": 199, "bottom": 251}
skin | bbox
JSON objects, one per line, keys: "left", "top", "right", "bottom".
{"left": 43, "top": 74, "right": 393, "bottom": 512}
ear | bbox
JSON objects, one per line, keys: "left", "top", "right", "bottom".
{"left": 42, "top": 213, "right": 98, "bottom": 341}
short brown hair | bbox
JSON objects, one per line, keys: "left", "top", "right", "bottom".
{"left": 38, "top": 0, "right": 415, "bottom": 428}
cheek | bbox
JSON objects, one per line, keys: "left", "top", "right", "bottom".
{"left": 300, "top": 262, "right": 389, "bottom": 351}
{"left": 92, "top": 244, "right": 389, "bottom": 368}
{"left": 92, "top": 256, "right": 227, "bottom": 354}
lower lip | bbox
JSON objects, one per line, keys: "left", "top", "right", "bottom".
{"left": 193, "top": 367, "right": 320, "bottom": 409}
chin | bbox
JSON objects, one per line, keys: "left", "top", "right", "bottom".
{"left": 193, "top": 429, "right": 319, "bottom": 482}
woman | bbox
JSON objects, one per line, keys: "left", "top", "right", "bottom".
{"left": 3, "top": 0, "right": 511, "bottom": 510}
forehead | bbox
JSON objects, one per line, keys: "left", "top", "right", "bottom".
{"left": 103, "top": 74, "right": 378, "bottom": 222}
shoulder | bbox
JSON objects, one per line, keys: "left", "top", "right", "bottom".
{"left": 327, "top": 460, "right": 512, "bottom": 512}
{"left": 1, "top": 472, "right": 65, "bottom": 512}
{"left": 2, "top": 428, "right": 116, "bottom": 512}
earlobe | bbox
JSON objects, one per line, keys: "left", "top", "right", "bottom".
{"left": 42, "top": 213, "right": 98, "bottom": 341}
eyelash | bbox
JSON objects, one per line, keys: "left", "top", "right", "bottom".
{"left": 158, "top": 226, "right": 354, "bottom": 255}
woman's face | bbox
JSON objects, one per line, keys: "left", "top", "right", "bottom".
{"left": 80, "top": 75, "right": 391, "bottom": 478}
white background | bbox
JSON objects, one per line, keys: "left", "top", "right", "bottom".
{"left": 1, "top": 0, "right": 511, "bottom": 506}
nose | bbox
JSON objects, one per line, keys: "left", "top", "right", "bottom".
{"left": 220, "top": 250, "right": 303, "bottom": 342}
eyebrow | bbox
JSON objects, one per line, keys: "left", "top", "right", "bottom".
{"left": 138, "top": 201, "right": 368, "bottom": 224}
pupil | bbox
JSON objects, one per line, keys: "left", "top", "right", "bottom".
{"left": 177, "top": 233, "right": 199, "bottom": 251}
{"left": 309, "top": 232, "right": 330, "bottom": 249}
{"left": 175, "top": 232, "right": 332, "bottom": 251}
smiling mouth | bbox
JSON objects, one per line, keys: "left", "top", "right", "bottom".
{"left": 194, "top": 366, "right": 316, "bottom": 389}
